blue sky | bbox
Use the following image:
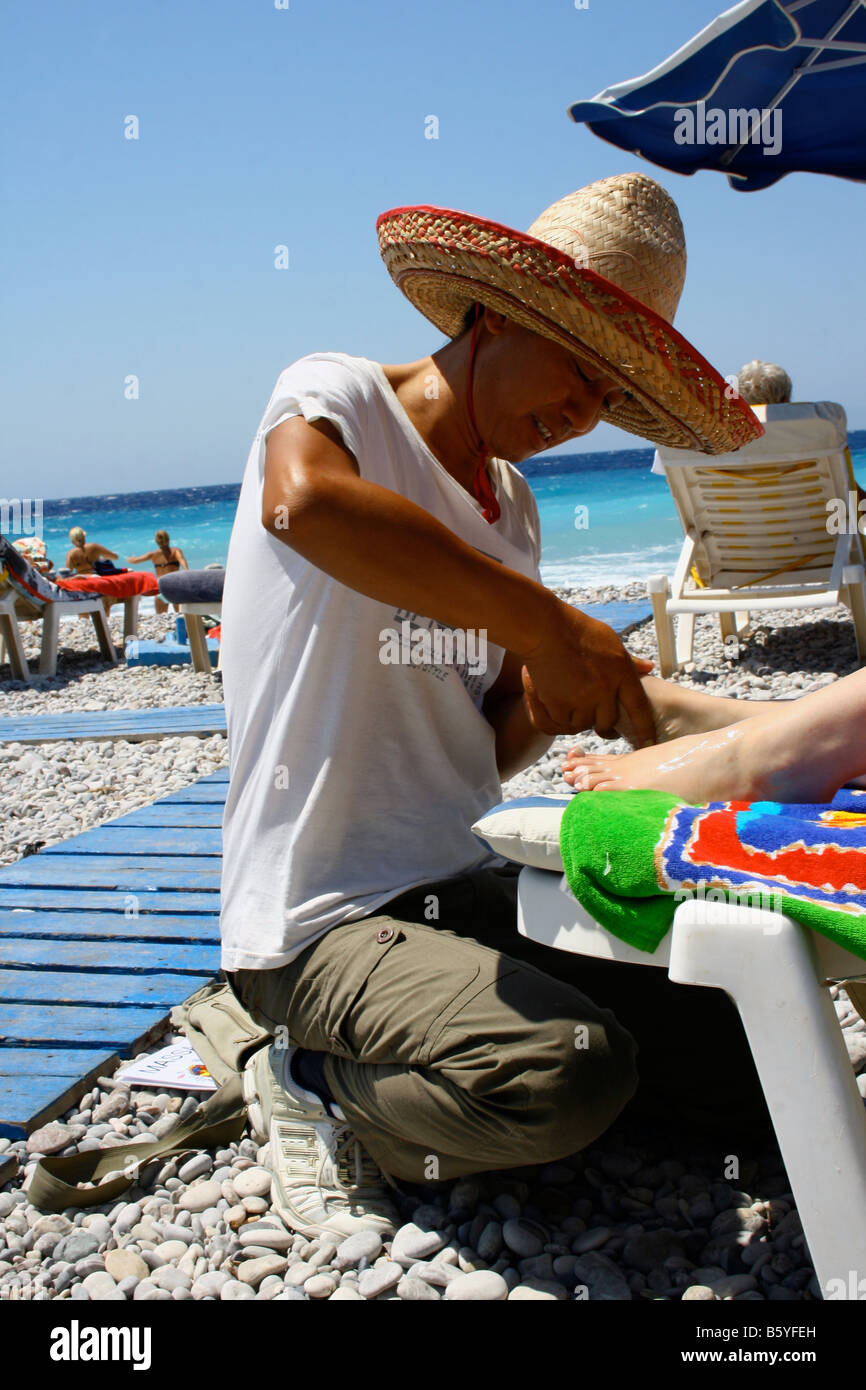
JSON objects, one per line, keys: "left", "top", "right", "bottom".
{"left": 3, "top": 0, "right": 864, "bottom": 498}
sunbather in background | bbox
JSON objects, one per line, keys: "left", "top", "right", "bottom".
{"left": 735, "top": 357, "right": 866, "bottom": 514}
{"left": 65, "top": 526, "right": 118, "bottom": 575}
{"left": 127, "top": 529, "right": 188, "bottom": 613}
{"left": 562, "top": 667, "right": 866, "bottom": 804}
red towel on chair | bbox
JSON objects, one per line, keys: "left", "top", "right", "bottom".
{"left": 57, "top": 573, "right": 159, "bottom": 598}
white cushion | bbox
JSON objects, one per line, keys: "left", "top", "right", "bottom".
{"left": 471, "top": 796, "right": 571, "bottom": 872}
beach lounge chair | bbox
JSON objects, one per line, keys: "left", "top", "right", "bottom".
{"left": 517, "top": 869, "right": 866, "bottom": 1300}
{"left": 0, "top": 535, "right": 117, "bottom": 681}
{"left": 473, "top": 798, "right": 866, "bottom": 1299}
{"left": 58, "top": 570, "right": 158, "bottom": 643}
{"left": 648, "top": 403, "right": 866, "bottom": 676}
{"left": 159, "top": 569, "right": 224, "bottom": 674}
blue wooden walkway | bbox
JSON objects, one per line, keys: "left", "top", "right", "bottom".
{"left": 576, "top": 601, "right": 652, "bottom": 633}
{"left": 0, "top": 704, "right": 227, "bottom": 746}
{"left": 0, "top": 770, "right": 226, "bottom": 1138}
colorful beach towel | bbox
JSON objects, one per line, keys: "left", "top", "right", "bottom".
{"left": 560, "top": 788, "right": 866, "bottom": 962}
{"left": 57, "top": 571, "right": 158, "bottom": 598}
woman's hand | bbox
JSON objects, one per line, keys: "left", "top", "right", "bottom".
{"left": 520, "top": 605, "right": 655, "bottom": 743}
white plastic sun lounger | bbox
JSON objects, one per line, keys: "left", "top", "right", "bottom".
{"left": 518, "top": 865, "right": 866, "bottom": 1300}
{"left": 648, "top": 403, "right": 866, "bottom": 676}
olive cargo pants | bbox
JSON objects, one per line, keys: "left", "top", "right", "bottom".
{"left": 228, "top": 863, "right": 770, "bottom": 1183}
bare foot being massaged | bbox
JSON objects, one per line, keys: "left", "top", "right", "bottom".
{"left": 562, "top": 669, "right": 866, "bottom": 805}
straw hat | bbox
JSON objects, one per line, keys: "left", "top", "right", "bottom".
{"left": 377, "top": 173, "right": 762, "bottom": 455}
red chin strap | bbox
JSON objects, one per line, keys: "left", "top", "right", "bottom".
{"left": 467, "top": 305, "right": 501, "bottom": 525}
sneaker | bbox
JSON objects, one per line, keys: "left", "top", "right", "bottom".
{"left": 242, "top": 1043, "right": 400, "bottom": 1240}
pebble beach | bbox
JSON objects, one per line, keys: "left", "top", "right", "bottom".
{"left": 1, "top": 590, "right": 865, "bottom": 1303}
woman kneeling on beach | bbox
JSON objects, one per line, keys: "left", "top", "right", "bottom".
{"left": 218, "top": 174, "right": 765, "bottom": 1240}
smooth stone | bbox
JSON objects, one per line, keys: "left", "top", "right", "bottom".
{"left": 113, "top": 1202, "right": 142, "bottom": 1236}
{"left": 397, "top": 1275, "right": 441, "bottom": 1300}
{"left": 220, "top": 1279, "right": 257, "bottom": 1300}
{"left": 493, "top": 1193, "right": 521, "bottom": 1221}
{"left": 233, "top": 1167, "right": 272, "bottom": 1199}
{"left": 192, "top": 1271, "right": 233, "bottom": 1298}
{"left": 508, "top": 1279, "right": 569, "bottom": 1300}
{"left": 149, "top": 1114, "right": 181, "bottom": 1140}
{"left": 710, "top": 1273, "right": 758, "bottom": 1298}
{"left": 31, "top": 1214, "right": 73, "bottom": 1240}
{"left": 26, "top": 1122, "right": 82, "bottom": 1156}
{"left": 683, "top": 1285, "right": 717, "bottom": 1301}
{"left": 710, "top": 1208, "right": 766, "bottom": 1238}
{"left": 238, "top": 1224, "right": 293, "bottom": 1252}
{"left": 444, "top": 1271, "right": 509, "bottom": 1301}
{"left": 304, "top": 1274, "right": 337, "bottom": 1299}
{"left": 573, "top": 1253, "right": 633, "bottom": 1301}
{"left": 502, "top": 1218, "right": 545, "bottom": 1259}
{"left": 573, "top": 1227, "right": 612, "bottom": 1254}
{"left": 82, "top": 1271, "right": 118, "bottom": 1299}
{"left": 153, "top": 1222, "right": 192, "bottom": 1245}
{"left": 623, "top": 1229, "right": 686, "bottom": 1274}
{"left": 178, "top": 1181, "right": 223, "bottom": 1214}
{"left": 390, "top": 1222, "right": 447, "bottom": 1268}
{"left": 92, "top": 1090, "right": 131, "bottom": 1124}
{"left": 177, "top": 1153, "right": 212, "bottom": 1184}
{"left": 328, "top": 1285, "right": 364, "bottom": 1300}
{"left": 238, "top": 1256, "right": 289, "bottom": 1287}
{"left": 53, "top": 1233, "right": 100, "bottom": 1264}
{"left": 285, "top": 1262, "right": 315, "bottom": 1288}
{"left": 105, "top": 1250, "right": 149, "bottom": 1282}
{"left": 149, "top": 1267, "right": 192, "bottom": 1292}
{"left": 358, "top": 1262, "right": 403, "bottom": 1298}
{"left": 333, "top": 1230, "right": 383, "bottom": 1269}
{"left": 476, "top": 1221, "right": 504, "bottom": 1262}
{"left": 241, "top": 1196, "right": 268, "bottom": 1215}
{"left": 407, "top": 1260, "right": 461, "bottom": 1288}
{"left": 133, "top": 1280, "right": 172, "bottom": 1302}
{"left": 152, "top": 1240, "right": 189, "bottom": 1262}
{"left": 81, "top": 1215, "right": 112, "bottom": 1244}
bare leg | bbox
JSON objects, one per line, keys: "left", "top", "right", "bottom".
{"left": 618, "top": 674, "right": 772, "bottom": 746}
{"left": 563, "top": 666, "right": 866, "bottom": 804}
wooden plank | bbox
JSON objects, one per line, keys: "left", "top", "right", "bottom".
{"left": 0, "top": 910, "right": 220, "bottom": 943}
{"left": 0, "top": 765, "right": 229, "bottom": 1135}
{"left": 0, "top": 704, "right": 226, "bottom": 745}
{"left": 0, "top": 888, "right": 220, "bottom": 913}
{"left": 0, "top": 938, "right": 220, "bottom": 973}
{"left": 0, "top": 1003, "right": 171, "bottom": 1049}
{"left": 0, "top": 969, "right": 215, "bottom": 1007}
{"left": 0, "top": 1053, "right": 120, "bottom": 1140}
{"left": 156, "top": 784, "right": 228, "bottom": 804}
{"left": 113, "top": 806, "right": 225, "bottom": 828}
{"left": 41, "top": 826, "right": 223, "bottom": 857}
{"left": 575, "top": 601, "right": 653, "bottom": 634}
{"left": 0, "top": 858, "right": 222, "bottom": 888}
{"left": 0, "top": 1048, "right": 121, "bottom": 1076}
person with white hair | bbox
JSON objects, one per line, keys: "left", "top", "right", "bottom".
{"left": 735, "top": 359, "right": 792, "bottom": 405}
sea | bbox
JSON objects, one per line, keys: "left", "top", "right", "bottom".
{"left": 32, "top": 433, "right": 866, "bottom": 594}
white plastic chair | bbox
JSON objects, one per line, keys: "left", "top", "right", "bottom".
{"left": 0, "top": 589, "right": 118, "bottom": 681}
{"left": 517, "top": 865, "right": 866, "bottom": 1300}
{"left": 648, "top": 402, "right": 866, "bottom": 676}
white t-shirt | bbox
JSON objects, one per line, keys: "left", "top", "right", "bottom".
{"left": 219, "top": 352, "right": 542, "bottom": 971}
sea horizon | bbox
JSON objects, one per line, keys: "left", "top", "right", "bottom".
{"left": 23, "top": 431, "right": 866, "bottom": 591}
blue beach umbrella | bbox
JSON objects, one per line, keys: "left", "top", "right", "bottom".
{"left": 569, "top": 0, "right": 866, "bottom": 191}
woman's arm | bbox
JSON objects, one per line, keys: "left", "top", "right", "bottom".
{"left": 262, "top": 415, "right": 655, "bottom": 742}
{"left": 483, "top": 650, "right": 554, "bottom": 780}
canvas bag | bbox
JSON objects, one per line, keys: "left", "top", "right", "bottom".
{"left": 27, "top": 981, "right": 272, "bottom": 1212}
